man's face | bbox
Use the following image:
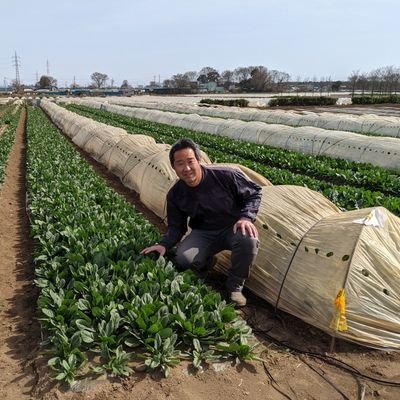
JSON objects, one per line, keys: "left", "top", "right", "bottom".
{"left": 172, "top": 148, "right": 202, "bottom": 187}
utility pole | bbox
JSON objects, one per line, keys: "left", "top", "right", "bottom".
{"left": 46, "top": 59, "right": 50, "bottom": 76}
{"left": 36, "top": 71, "right": 39, "bottom": 83}
{"left": 73, "top": 76, "right": 76, "bottom": 88}
{"left": 12, "top": 51, "right": 21, "bottom": 91}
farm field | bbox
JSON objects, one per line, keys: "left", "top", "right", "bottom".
{"left": 0, "top": 101, "right": 400, "bottom": 399}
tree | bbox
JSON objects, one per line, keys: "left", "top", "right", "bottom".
{"left": 250, "top": 66, "right": 272, "bottom": 92}
{"left": 91, "top": 72, "right": 108, "bottom": 89}
{"left": 330, "top": 80, "right": 342, "bottom": 92}
{"left": 270, "top": 70, "right": 290, "bottom": 92}
{"left": 348, "top": 70, "right": 360, "bottom": 97}
{"left": 183, "top": 71, "right": 198, "bottom": 82}
{"left": 163, "top": 79, "right": 174, "bottom": 88}
{"left": 221, "top": 70, "right": 234, "bottom": 90}
{"left": 381, "top": 65, "right": 400, "bottom": 94}
{"left": 197, "top": 67, "right": 220, "bottom": 84}
{"left": 171, "top": 74, "right": 191, "bottom": 88}
{"left": 120, "top": 80, "right": 132, "bottom": 89}
{"left": 36, "top": 75, "right": 57, "bottom": 89}
{"left": 233, "top": 67, "right": 252, "bottom": 83}
{"left": 358, "top": 73, "right": 368, "bottom": 95}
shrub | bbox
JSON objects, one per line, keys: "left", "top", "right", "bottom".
{"left": 200, "top": 98, "right": 249, "bottom": 107}
{"left": 268, "top": 96, "right": 337, "bottom": 107}
{"left": 351, "top": 95, "right": 400, "bottom": 105}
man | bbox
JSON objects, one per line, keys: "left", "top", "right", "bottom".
{"left": 141, "top": 138, "right": 262, "bottom": 307}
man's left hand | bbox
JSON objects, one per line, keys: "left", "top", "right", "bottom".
{"left": 233, "top": 219, "right": 258, "bottom": 238}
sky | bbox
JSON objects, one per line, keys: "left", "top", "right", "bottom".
{"left": 1, "top": 0, "right": 399, "bottom": 88}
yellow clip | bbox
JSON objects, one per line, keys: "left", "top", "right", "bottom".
{"left": 329, "top": 288, "right": 348, "bottom": 332}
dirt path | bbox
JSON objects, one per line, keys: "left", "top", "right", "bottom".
{"left": 0, "top": 107, "right": 40, "bottom": 400}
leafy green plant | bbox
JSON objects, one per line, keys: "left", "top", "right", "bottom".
{"left": 191, "top": 338, "right": 220, "bottom": 369}
{"left": 0, "top": 105, "right": 21, "bottom": 189}
{"left": 143, "top": 333, "right": 181, "bottom": 377}
{"left": 27, "top": 106, "right": 257, "bottom": 385}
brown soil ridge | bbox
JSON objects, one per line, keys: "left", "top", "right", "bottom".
{"left": 0, "top": 106, "right": 40, "bottom": 400}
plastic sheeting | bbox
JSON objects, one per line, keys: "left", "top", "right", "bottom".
{"left": 61, "top": 98, "right": 400, "bottom": 171}
{"left": 89, "top": 96, "right": 400, "bottom": 138}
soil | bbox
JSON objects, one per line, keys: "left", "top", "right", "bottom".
{"left": 0, "top": 107, "right": 399, "bottom": 400}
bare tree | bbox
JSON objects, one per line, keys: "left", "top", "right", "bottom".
{"left": 270, "top": 70, "right": 290, "bottom": 92}
{"left": 183, "top": 71, "right": 198, "bottom": 82}
{"left": 368, "top": 69, "right": 381, "bottom": 95}
{"left": 91, "top": 72, "right": 108, "bottom": 89}
{"left": 348, "top": 70, "right": 360, "bottom": 97}
{"left": 221, "top": 70, "right": 234, "bottom": 89}
{"left": 358, "top": 73, "right": 368, "bottom": 95}
{"left": 381, "top": 65, "right": 399, "bottom": 94}
{"left": 171, "top": 74, "right": 191, "bottom": 88}
{"left": 233, "top": 67, "right": 252, "bottom": 83}
{"left": 163, "top": 79, "right": 174, "bottom": 88}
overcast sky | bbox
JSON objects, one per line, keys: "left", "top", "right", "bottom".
{"left": 1, "top": 0, "right": 398, "bottom": 87}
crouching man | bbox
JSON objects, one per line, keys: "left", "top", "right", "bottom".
{"left": 141, "top": 138, "right": 262, "bottom": 307}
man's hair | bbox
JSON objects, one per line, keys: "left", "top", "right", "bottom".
{"left": 169, "top": 138, "right": 202, "bottom": 166}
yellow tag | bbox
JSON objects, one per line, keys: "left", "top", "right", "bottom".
{"left": 329, "top": 288, "right": 348, "bottom": 332}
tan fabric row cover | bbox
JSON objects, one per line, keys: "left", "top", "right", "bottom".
{"left": 98, "top": 96, "right": 400, "bottom": 138}
{"left": 283, "top": 207, "right": 400, "bottom": 348}
{"left": 210, "top": 163, "right": 272, "bottom": 187}
{"left": 102, "top": 136, "right": 159, "bottom": 179}
{"left": 42, "top": 100, "right": 400, "bottom": 349}
{"left": 62, "top": 98, "right": 400, "bottom": 171}
{"left": 215, "top": 187, "right": 400, "bottom": 349}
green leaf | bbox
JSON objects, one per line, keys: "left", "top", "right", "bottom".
{"left": 42, "top": 308, "right": 54, "bottom": 318}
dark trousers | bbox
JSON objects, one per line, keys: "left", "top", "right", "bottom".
{"left": 175, "top": 225, "right": 259, "bottom": 292}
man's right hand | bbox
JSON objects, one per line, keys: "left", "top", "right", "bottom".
{"left": 140, "top": 244, "right": 167, "bottom": 257}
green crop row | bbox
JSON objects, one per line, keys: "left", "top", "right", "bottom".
{"left": 200, "top": 98, "right": 249, "bottom": 107}
{"left": 269, "top": 96, "right": 337, "bottom": 107}
{"left": 0, "top": 105, "right": 21, "bottom": 188}
{"left": 27, "top": 106, "right": 257, "bottom": 386}
{"left": 352, "top": 95, "right": 400, "bottom": 104}
{"left": 65, "top": 104, "right": 400, "bottom": 216}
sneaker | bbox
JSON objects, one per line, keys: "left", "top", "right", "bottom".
{"left": 230, "top": 291, "right": 247, "bottom": 307}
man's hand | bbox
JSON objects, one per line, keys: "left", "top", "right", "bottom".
{"left": 140, "top": 244, "right": 167, "bottom": 257}
{"left": 233, "top": 219, "right": 258, "bottom": 238}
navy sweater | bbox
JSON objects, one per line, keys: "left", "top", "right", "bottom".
{"left": 159, "top": 165, "right": 262, "bottom": 249}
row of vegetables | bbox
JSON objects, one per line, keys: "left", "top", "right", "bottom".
{"left": 26, "top": 106, "right": 257, "bottom": 385}
{"left": 0, "top": 105, "right": 20, "bottom": 187}
{"left": 66, "top": 104, "right": 400, "bottom": 216}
